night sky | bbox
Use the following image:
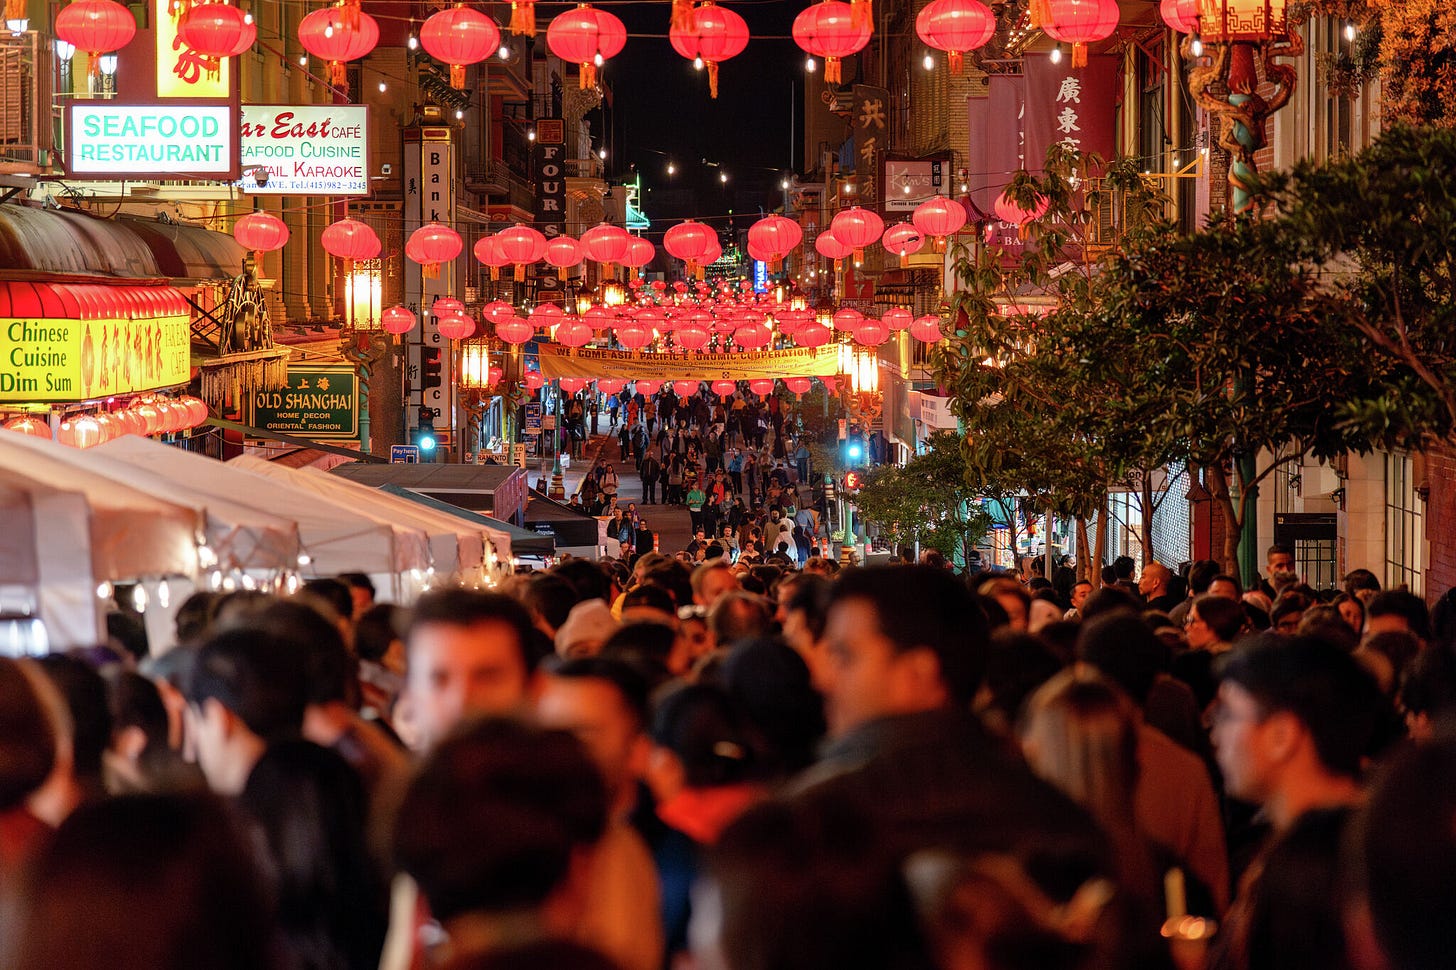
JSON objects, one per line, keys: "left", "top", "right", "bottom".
{"left": 596, "top": 0, "right": 805, "bottom": 236}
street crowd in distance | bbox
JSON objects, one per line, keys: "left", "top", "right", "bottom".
{"left": 2, "top": 544, "right": 1456, "bottom": 970}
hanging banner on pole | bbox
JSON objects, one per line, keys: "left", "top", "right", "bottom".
{"left": 1023, "top": 53, "right": 1120, "bottom": 176}
{"left": 537, "top": 345, "right": 842, "bottom": 382}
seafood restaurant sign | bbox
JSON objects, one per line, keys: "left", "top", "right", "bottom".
{"left": 238, "top": 106, "right": 370, "bottom": 196}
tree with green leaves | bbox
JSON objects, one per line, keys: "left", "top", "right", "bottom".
{"left": 852, "top": 431, "right": 993, "bottom": 569}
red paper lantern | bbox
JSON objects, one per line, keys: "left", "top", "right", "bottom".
{"left": 546, "top": 236, "right": 583, "bottom": 279}
{"left": 321, "top": 218, "right": 381, "bottom": 263}
{"left": 57, "top": 413, "right": 104, "bottom": 448}
{"left": 583, "top": 306, "right": 617, "bottom": 330}
{"left": 561, "top": 378, "right": 590, "bottom": 394}
{"left": 615, "top": 325, "right": 653, "bottom": 350}
{"left": 735, "top": 324, "right": 772, "bottom": 349}
{"left": 382, "top": 305, "right": 417, "bottom": 335}
{"left": 1159, "top": 0, "right": 1198, "bottom": 32}
{"left": 178, "top": 3, "right": 255, "bottom": 58}
{"left": 233, "top": 211, "right": 289, "bottom": 270}
{"left": 634, "top": 380, "right": 662, "bottom": 395}
{"left": 437, "top": 312, "right": 476, "bottom": 340}
{"left": 710, "top": 380, "right": 737, "bottom": 399}
{"left": 915, "top": 0, "right": 994, "bottom": 74}
{"left": 855, "top": 320, "right": 889, "bottom": 346}
{"left": 669, "top": 0, "right": 749, "bottom": 98}
{"left": 994, "top": 190, "right": 1050, "bottom": 225}
{"left": 746, "top": 215, "right": 803, "bottom": 270}
{"left": 531, "top": 303, "right": 566, "bottom": 329}
{"left": 912, "top": 196, "right": 968, "bottom": 247}
{"left": 3, "top": 415, "right": 51, "bottom": 439}
{"left": 474, "top": 235, "right": 512, "bottom": 279}
{"left": 421, "top": 4, "right": 501, "bottom": 88}
{"left": 910, "top": 314, "right": 945, "bottom": 343}
{"left": 433, "top": 297, "right": 466, "bottom": 317}
{"left": 134, "top": 402, "right": 161, "bottom": 435}
{"left": 55, "top": 0, "right": 137, "bottom": 73}
{"left": 482, "top": 300, "right": 515, "bottom": 325}
{"left": 621, "top": 236, "right": 655, "bottom": 269}
{"left": 785, "top": 377, "right": 812, "bottom": 396}
{"left": 555, "top": 321, "right": 593, "bottom": 347}
{"left": 791, "top": 0, "right": 869, "bottom": 84}
{"left": 298, "top": 6, "right": 379, "bottom": 86}
{"left": 496, "top": 316, "right": 535, "bottom": 344}
{"left": 882, "top": 307, "right": 914, "bottom": 331}
{"left": 814, "top": 230, "right": 853, "bottom": 268}
{"left": 1043, "top": 0, "right": 1119, "bottom": 67}
{"left": 832, "top": 308, "right": 863, "bottom": 332}
{"left": 496, "top": 225, "right": 548, "bottom": 281}
{"left": 581, "top": 223, "right": 632, "bottom": 269}
{"left": 407, "top": 223, "right": 463, "bottom": 278}
{"left": 675, "top": 326, "right": 711, "bottom": 351}
{"left": 672, "top": 380, "right": 700, "bottom": 397}
{"left": 796, "top": 324, "right": 832, "bottom": 348}
{"left": 664, "top": 220, "right": 717, "bottom": 275}
{"left": 524, "top": 371, "right": 546, "bottom": 392}
{"left": 748, "top": 379, "right": 775, "bottom": 396}
{"left": 831, "top": 207, "right": 884, "bottom": 262}
{"left": 881, "top": 222, "right": 925, "bottom": 267}
{"left": 546, "top": 3, "right": 626, "bottom": 89}
{"left": 597, "top": 378, "right": 627, "bottom": 395}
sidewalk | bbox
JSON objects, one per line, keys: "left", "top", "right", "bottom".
{"left": 564, "top": 430, "right": 695, "bottom": 555}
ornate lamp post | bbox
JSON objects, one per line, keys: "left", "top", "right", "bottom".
{"left": 1186, "top": 0, "right": 1301, "bottom": 214}
{"left": 340, "top": 259, "right": 389, "bottom": 454}
{"left": 458, "top": 338, "right": 493, "bottom": 458}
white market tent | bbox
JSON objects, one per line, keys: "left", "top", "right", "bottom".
{"left": 97, "top": 437, "right": 432, "bottom": 601}
{"left": 0, "top": 461, "right": 200, "bottom": 650}
{"left": 229, "top": 456, "right": 508, "bottom": 582}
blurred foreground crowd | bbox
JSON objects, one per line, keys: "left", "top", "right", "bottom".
{"left": 2, "top": 551, "right": 1454, "bottom": 970}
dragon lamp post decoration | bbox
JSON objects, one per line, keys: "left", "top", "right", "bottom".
{"left": 1186, "top": 0, "right": 1301, "bottom": 214}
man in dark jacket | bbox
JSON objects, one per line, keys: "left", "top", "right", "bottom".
{"left": 640, "top": 451, "right": 661, "bottom": 505}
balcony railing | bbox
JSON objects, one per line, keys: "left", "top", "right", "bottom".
{"left": 0, "top": 32, "right": 47, "bottom": 170}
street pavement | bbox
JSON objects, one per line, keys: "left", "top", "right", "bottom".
{"left": 546, "top": 430, "right": 695, "bottom": 557}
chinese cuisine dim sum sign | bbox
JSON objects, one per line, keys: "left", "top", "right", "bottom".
{"left": 0, "top": 315, "right": 189, "bottom": 403}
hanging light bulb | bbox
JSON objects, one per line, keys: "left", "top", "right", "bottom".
{"left": 95, "top": 581, "right": 113, "bottom": 600}
{"left": 923, "top": 52, "right": 935, "bottom": 71}
{"left": 1343, "top": 20, "right": 1356, "bottom": 41}
{"left": 407, "top": 31, "right": 418, "bottom": 50}
{"left": 297, "top": 553, "right": 312, "bottom": 567}
{"left": 243, "top": 11, "right": 253, "bottom": 24}
{"left": 527, "top": 128, "right": 536, "bottom": 140}
{"left": 378, "top": 80, "right": 387, "bottom": 92}
{"left": 456, "top": 109, "right": 464, "bottom": 119}
{"left": 593, "top": 51, "right": 604, "bottom": 67}
{"left": 694, "top": 55, "right": 704, "bottom": 70}
{"left": 1191, "top": 34, "right": 1203, "bottom": 56}
{"left": 1050, "top": 44, "right": 1063, "bottom": 64}
{"left": 499, "top": 43, "right": 510, "bottom": 58}
{"left": 131, "top": 584, "right": 148, "bottom": 613}
{"left": 599, "top": 147, "right": 607, "bottom": 159}
{"left": 720, "top": 171, "right": 728, "bottom": 183}
{"left": 806, "top": 55, "right": 817, "bottom": 73}
{"left": 298, "top": 53, "right": 308, "bottom": 65}
{"left": 323, "top": 21, "right": 334, "bottom": 37}
{"left": 668, "top": 161, "right": 676, "bottom": 175}
{"left": 157, "top": 579, "right": 171, "bottom": 609}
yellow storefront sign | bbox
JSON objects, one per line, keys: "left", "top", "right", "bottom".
{"left": 0, "top": 316, "right": 191, "bottom": 403}
{"left": 155, "top": 0, "right": 230, "bottom": 100}
{"left": 536, "top": 344, "right": 843, "bottom": 382}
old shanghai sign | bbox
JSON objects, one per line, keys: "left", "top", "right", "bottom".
{"left": 249, "top": 365, "right": 358, "bottom": 440}
{"left": 238, "top": 106, "right": 370, "bottom": 196}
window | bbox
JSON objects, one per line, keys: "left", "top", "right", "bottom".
{"left": 1384, "top": 453, "right": 1425, "bottom": 595}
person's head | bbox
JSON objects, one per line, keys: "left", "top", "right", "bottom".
{"left": 536, "top": 657, "right": 651, "bottom": 809}
{"left": 1342, "top": 568, "right": 1381, "bottom": 604}
{"left": 174, "top": 591, "right": 220, "bottom": 646}
{"left": 1396, "top": 645, "right": 1456, "bottom": 742}
{"left": 1270, "top": 593, "right": 1310, "bottom": 636}
{"left": 708, "top": 591, "right": 773, "bottom": 649}
{"left": 1018, "top": 669, "right": 1140, "bottom": 829}
{"left": 35, "top": 654, "right": 111, "bottom": 803}
{"left": 392, "top": 719, "right": 607, "bottom": 932}
{"left": 1213, "top": 635, "right": 1381, "bottom": 827}
{"left": 673, "top": 605, "right": 716, "bottom": 675}
{"left": 1208, "top": 574, "right": 1242, "bottom": 600}
{"left": 1349, "top": 734, "right": 1456, "bottom": 970}
{"left": 1332, "top": 592, "right": 1365, "bottom": 635}
{"left": 7, "top": 792, "right": 284, "bottom": 970}
{"left": 185, "top": 629, "right": 307, "bottom": 794}
{"left": 621, "top": 583, "right": 679, "bottom": 628}
{"left": 1076, "top": 611, "right": 1167, "bottom": 708}
{"left": 404, "top": 590, "right": 537, "bottom": 750}
{"left": 1111, "top": 556, "right": 1135, "bottom": 581}
{"left": 219, "top": 599, "right": 358, "bottom": 710}
{"left": 778, "top": 574, "right": 832, "bottom": 679}
{"left": 554, "top": 599, "right": 621, "bottom": 660}
{"left": 693, "top": 560, "right": 741, "bottom": 608}
{"left": 1069, "top": 580, "right": 1093, "bottom": 612}
{"left": 1185, "top": 594, "right": 1245, "bottom": 649}
{"left": 0, "top": 658, "right": 57, "bottom": 812}
{"left": 721, "top": 638, "right": 826, "bottom": 778}
{"left": 1265, "top": 544, "right": 1296, "bottom": 580}
{"left": 522, "top": 575, "right": 581, "bottom": 639}
{"left": 978, "top": 577, "right": 1030, "bottom": 632}
{"left": 337, "top": 573, "right": 376, "bottom": 622}
{"left": 1137, "top": 561, "right": 1172, "bottom": 599}
{"left": 355, "top": 603, "right": 406, "bottom": 674}
{"left": 646, "top": 682, "right": 761, "bottom": 802}
{"left": 550, "top": 560, "right": 613, "bottom": 606}
{"left": 299, "top": 579, "right": 355, "bottom": 636}
{"left": 104, "top": 669, "right": 174, "bottom": 790}
{"left": 823, "top": 566, "right": 990, "bottom": 737}
{"left": 1365, "top": 589, "right": 1431, "bottom": 644}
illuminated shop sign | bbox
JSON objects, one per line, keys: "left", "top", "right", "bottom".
{"left": 0, "top": 316, "right": 190, "bottom": 403}
{"left": 66, "top": 104, "right": 236, "bottom": 179}
{"left": 238, "top": 105, "right": 370, "bottom": 196}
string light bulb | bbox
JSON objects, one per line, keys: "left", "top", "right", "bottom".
{"left": 694, "top": 55, "right": 704, "bottom": 70}
{"left": 806, "top": 55, "right": 817, "bottom": 73}
{"left": 407, "top": 31, "right": 418, "bottom": 50}
{"left": 1191, "top": 34, "right": 1203, "bottom": 56}
{"left": 1343, "top": 21, "right": 1356, "bottom": 41}
{"left": 1050, "top": 45, "right": 1063, "bottom": 64}
{"left": 499, "top": 43, "right": 510, "bottom": 58}
{"left": 923, "top": 52, "right": 934, "bottom": 70}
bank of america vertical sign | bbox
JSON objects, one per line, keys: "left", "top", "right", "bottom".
{"left": 534, "top": 119, "right": 566, "bottom": 239}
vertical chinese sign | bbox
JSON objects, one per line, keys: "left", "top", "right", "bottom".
{"left": 852, "top": 84, "right": 888, "bottom": 210}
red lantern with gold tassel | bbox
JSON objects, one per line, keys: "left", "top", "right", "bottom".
{"left": 668, "top": 1, "right": 749, "bottom": 99}
{"left": 321, "top": 217, "right": 380, "bottom": 275}
{"left": 791, "top": 1, "right": 869, "bottom": 85}
{"left": 830, "top": 207, "right": 884, "bottom": 263}
{"left": 914, "top": 0, "right": 994, "bottom": 74}
{"left": 420, "top": 4, "right": 500, "bottom": 89}
{"left": 545, "top": 236, "right": 583, "bottom": 281}
{"left": 178, "top": 3, "right": 256, "bottom": 58}
{"left": 406, "top": 223, "right": 463, "bottom": 280}
{"left": 55, "top": 0, "right": 137, "bottom": 76}
{"left": 1043, "top": 0, "right": 1119, "bottom": 67}
{"left": 232, "top": 211, "right": 289, "bottom": 271}
{"left": 546, "top": 4, "right": 626, "bottom": 89}
{"left": 298, "top": 5, "right": 378, "bottom": 87}
{"left": 881, "top": 222, "right": 925, "bottom": 268}
{"left": 495, "top": 224, "right": 547, "bottom": 282}
{"left": 474, "top": 235, "right": 511, "bottom": 280}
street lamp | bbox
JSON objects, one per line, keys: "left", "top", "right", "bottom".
{"left": 340, "top": 259, "right": 389, "bottom": 455}
{"left": 1187, "top": 0, "right": 1300, "bottom": 214}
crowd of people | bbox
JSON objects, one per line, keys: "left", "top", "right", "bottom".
{"left": 3, "top": 544, "right": 1456, "bottom": 970}
{"left": 564, "top": 384, "right": 826, "bottom": 564}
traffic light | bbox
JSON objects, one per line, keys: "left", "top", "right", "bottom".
{"left": 421, "top": 347, "right": 443, "bottom": 390}
{"left": 415, "top": 405, "right": 438, "bottom": 453}
{"left": 843, "top": 470, "right": 862, "bottom": 492}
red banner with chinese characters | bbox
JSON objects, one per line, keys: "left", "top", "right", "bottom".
{"left": 1022, "top": 53, "right": 1120, "bottom": 174}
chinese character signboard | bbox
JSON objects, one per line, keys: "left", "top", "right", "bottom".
{"left": 404, "top": 127, "right": 457, "bottom": 442}
{"left": 239, "top": 106, "right": 370, "bottom": 195}
{"left": 534, "top": 119, "right": 566, "bottom": 239}
{"left": 1023, "top": 54, "right": 1119, "bottom": 175}
{"left": 883, "top": 158, "right": 948, "bottom": 212}
{"left": 0, "top": 313, "right": 189, "bottom": 403}
{"left": 852, "top": 85, "right": 889, "bottom": 209}
{"left": 250, "top": 365, "right": 358, "bottom": 439}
